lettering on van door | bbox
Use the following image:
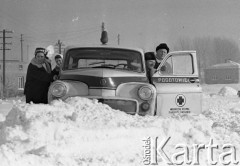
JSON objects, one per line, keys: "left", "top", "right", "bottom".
{"left": 153, "top": 77, "right": 199, "bottom": 83}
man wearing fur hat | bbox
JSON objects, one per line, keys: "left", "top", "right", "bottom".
{"left": 154, "top": 43, "right": 172, "bottom": 74}
{"left": 24, "top": 47, "right": 52, "bottom": 104}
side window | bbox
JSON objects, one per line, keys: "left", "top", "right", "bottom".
{"left": 68, "top": 56, "right": 78, "bottom": 69}
{"left": 226, "top": 75, "right": 231, "bottom": 80}
{"left": 19, "top": 64, "right": 23, "bottom": 70}
{"left": 78, "top": 59, "right": 87, "bottom": 68}
{"left": 68, "top": 56, "right": 74, "bottom": 69}
{"left": 160, "top": 57, "right": 173, "bottom": 74}
{"left": 212, "top": 75, "right": 217, "bottom": 80}
{"left": 161, "top": 54, "right": 193, "bottom": 75}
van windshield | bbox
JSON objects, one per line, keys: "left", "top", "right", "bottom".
{"left": 63, "top": 48, "right": 144, "bottom": 73}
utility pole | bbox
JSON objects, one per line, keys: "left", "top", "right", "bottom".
{"left": 117, "top": 34, "right": 120, "bottom": 45}
{"left": 55, "top": 39, "right": 64, "bottom": 54}
{"left": 0, "top": 29, "right": 13, "bottom": 98}
{"left": 20, "top": 34, "right": 23, "bottom": 62}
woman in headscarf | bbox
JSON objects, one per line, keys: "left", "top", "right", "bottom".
{"left": 24, "top": 47, "right": 52, "bottom": 104}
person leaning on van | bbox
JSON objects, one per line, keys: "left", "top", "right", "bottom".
{"left": 24, "top": 47, "right": 52, "bottom": 104}
{"left": 144, "top": 52, "right": 156, "bottom": 84}
{"left": 52, "top": 54, "right": 63, "bottom": 81}
{"left": 154, "top": 43, "right": 172, "bottom": 74}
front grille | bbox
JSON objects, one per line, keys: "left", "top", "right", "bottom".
{"left": 97, "top": 98, "right": 137, "bottom": 115}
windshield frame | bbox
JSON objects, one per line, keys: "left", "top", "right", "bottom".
{"left": 62, "top": 47, "right": 145, "bottom": 73}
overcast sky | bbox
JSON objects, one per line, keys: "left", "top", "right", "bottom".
{"left": 1, "top": 0, "right": 240, "bottom": 60}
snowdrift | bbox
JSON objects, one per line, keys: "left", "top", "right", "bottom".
{"left": 0, "top": 86, "right": 240, "bottom": 165}
{"left": 218, "top": 86, "right": 238, "bottom": 97}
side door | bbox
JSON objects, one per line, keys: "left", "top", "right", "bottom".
{"left": 152, "top": 51, "right": 202, "bottom": 117}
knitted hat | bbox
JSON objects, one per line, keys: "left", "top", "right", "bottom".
{"left": 55, "top": 54, "right": 63, "bottom": 59}
{"left": 156, "top": 43, "right": 169, "bottom": 53}
{"left": 35, "top": 47, "right": 48, "bottom": 56}
{"left": 144, "top": 52, "right": 155, "bottom": 61}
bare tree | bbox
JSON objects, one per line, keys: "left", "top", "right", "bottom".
{"left": 213, "top": 37, "right": 240, "bottom": 63}
{"left": 175, "top": 36, "right": 240, "bottom": 67}
{"left": 174, "top": 36, "right": 193, "bottom": 51}
{"left": 193, "top": 37, "right": 210, "bottom": 69}
{"left": 174, "top": 36, "right": 240, "bottom": 83}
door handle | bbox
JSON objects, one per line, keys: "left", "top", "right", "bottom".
{"left": 189, "top": 78, "right": 199, "bottom": 83}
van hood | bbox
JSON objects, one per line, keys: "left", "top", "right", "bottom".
{"left": 60, "top": 68, "right": 148, "bottom": 89}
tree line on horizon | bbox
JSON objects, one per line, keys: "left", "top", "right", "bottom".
{"left": 173, "top": 36, "right": 240, "bottom": 70}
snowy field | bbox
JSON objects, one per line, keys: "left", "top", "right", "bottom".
{"left": 0, "top": 84, "right": 240, "bottom": 166}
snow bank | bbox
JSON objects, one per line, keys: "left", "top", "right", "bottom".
{"left": 0, "top": 94, "right": 239, "bottom": 165}
{"left": 0, "top": 114, "right": 5, "bottom": 122}
{"left": 218, "top": 86, "right": 238, "bottom": 96}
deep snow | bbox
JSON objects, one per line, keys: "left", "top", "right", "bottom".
{"left": 0, "top": 85, "right": 240, "bottom": 165}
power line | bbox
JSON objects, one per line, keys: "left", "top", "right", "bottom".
{"left": 21, "top": 28, "right": 99, "bottom": 44}
{"left": 0, "top": 10, "right": 42, "bottom": 36}
{"left": 37, "top": 26, "right": 98, "bottom": 36}
{"left": 0, "top": 9, "right": 102, "bottom": 43}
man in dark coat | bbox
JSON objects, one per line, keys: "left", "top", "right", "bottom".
{"left": 144, "top": 52, "right": 156, "bottom": 84}
{"left": 52, "top": 54, "right": 63, "bottom": 81}
{"left": 24, "top": 47, "right": 52, "bottom": 104}
{"left": 154, "top": 43, "right": 172, "bottom": 74}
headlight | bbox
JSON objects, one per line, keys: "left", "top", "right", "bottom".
{"left": 141, "top": 102, "right": 150, "bottom": 111}
{"left": 138, "top": 86, "right": 153, "bottom": 100}
{"left": 51, "top": 82, "right": 67, "bottom": 97}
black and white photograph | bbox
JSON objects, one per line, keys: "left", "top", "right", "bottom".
{"left": 1, "top": 0, "right": 240, "bottom": 165}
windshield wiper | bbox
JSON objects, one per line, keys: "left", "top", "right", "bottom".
{"left": 92, "top": 64, "right": 115, "bottom": 69}
{"left": 89, "top": 61, "right": 105, "bottom": 66}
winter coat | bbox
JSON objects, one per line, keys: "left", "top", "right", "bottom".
{"left": 51, "top": 66, "right": 61, "bottom": 80}
{"left": 24, "top": 58, "right": 52, "bottom": 104}
{"left": 154, "top": 61, "right": 172, "bottom": 74}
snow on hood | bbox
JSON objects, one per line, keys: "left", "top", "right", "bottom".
{"left": 0, "top": 87, "right": 240, "bottom": 165}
